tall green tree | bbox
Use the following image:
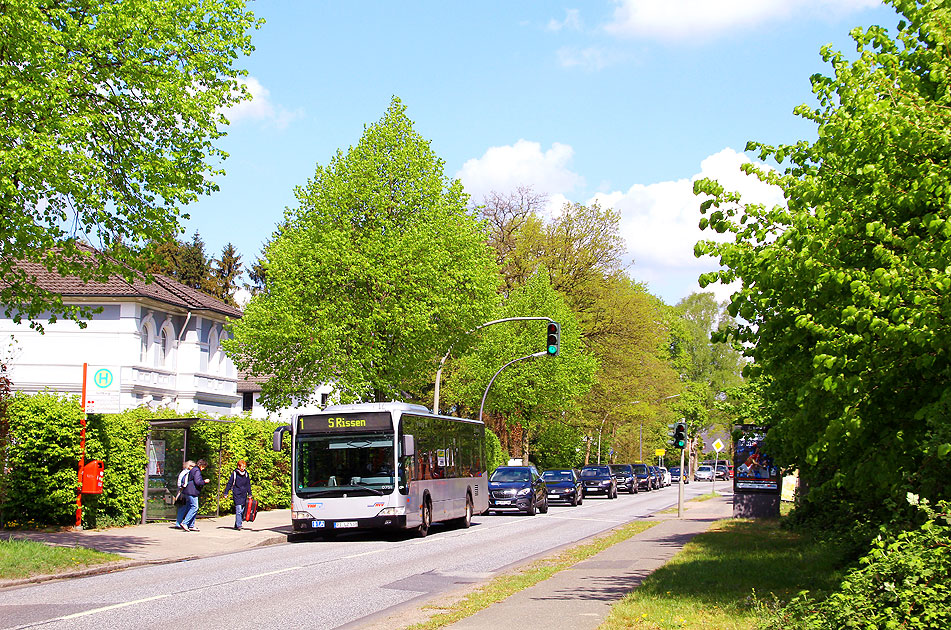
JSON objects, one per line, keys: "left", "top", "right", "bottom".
{"left": 445, "top": 271, "right": 598, "bottom": 464}
{"left": 226, "top": 98, "right": 500, "bottom": 409}
{"left": 694, "top": 0, "right": 951, "bottom": 529}
{"left": 0, "top": 0, "right": 259, "bottom": 330}
{"left": 209, "top": 243, "right": 243, "bottom": 307}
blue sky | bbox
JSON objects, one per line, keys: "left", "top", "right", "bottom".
{"left": 186, "top": 0, "right": 900, "bottom": 306}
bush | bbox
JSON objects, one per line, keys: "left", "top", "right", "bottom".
{"left": 484, "top": 428, "right": 508, "bottom": 474}
{"left": 758, "top": 496, "right": 951, "bottom": 630}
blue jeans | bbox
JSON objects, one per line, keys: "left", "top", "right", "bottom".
{"left": 175, "top": 500, "right": 188, "bottom": 527}
{"left": 184, "top": 495, "right": 200, "bottom": 528}
{"left": 234, "top": 501, "right": 245, "bottom": 529}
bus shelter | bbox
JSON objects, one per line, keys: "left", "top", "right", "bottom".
{"left": 142, "top": 417, "right": 234, "bottom": 523}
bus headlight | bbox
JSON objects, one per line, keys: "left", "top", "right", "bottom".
{"left": 292, "top": 511, "right": 312, "bottom": 520}
{"left": 377, "top": 507, "right": 405, "bottom": 516}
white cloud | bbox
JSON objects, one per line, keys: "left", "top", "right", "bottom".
{"left": 557, "top": 46, "right": 620, "bottom": 71}
{"left": 605, "top": 0, "right": 882, "bottom": 41}
{"left": 547, "top": 9, "right": 582, "bottom": 32}
{"left": 223, "top": 76, "right": 303, "bottom": 130}
{"left": 592, "top": 147, "right": 784, "bottom": 303}
{"left": 456, "top": 140, "right": 585, "bottom": 205}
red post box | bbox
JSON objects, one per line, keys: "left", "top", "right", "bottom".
{"left": 81, "top": 460, "right": 104, "bottom": 494}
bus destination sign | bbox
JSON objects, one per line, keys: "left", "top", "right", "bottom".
{"left": 299, "top": 412, "right": 393, "bottom": 433}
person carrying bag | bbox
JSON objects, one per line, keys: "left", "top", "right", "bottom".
{"left": 182, "top": 459, "right": 207, "bottom": 532}
{"left": 222, "top": 460, "right": 253, "bottom": 530}
{"left": 174, "top": 460, "right": 194, "bottom": 531}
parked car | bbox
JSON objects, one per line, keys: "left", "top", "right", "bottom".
{"left": 713, "top": 464, "right": 730, "bottom": 481}
{"left": 542, "top": 468, "right": 584, "bottom": 506}
{"left": 658, "top": 466, "right": 672, "bottom": 487}
{"left": 694, "top": 465, "right": 714, "bottom": 482}
{"left": 632, "top": 463, "right": 653, "bottom": 491}
{"left": 609, "top": 464, "right": 637, "bottom": 493}
{"left": 579, "top": 465, "right": 618, "bottom": 499}
{"left": 669, "top": 466, "right": 690, "bottom": 484}
{"left": 649, "top": 466, "right": 664, "bottom": 489}
{"left": 488, "top": 466, "right": 549, "bottom": 515}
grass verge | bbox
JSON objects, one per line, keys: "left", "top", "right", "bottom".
{"left": 0, "top": 539, "right": 126, "bottom": 580}
{"left": 406, "top": 519, "right": 659, "bottom": 630}
{"left": 599, "top": 518, "right": 844, "bottom": 630}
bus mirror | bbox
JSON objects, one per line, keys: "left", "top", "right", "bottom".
{"left": 273, "top": 424, "right": 291, "bottom": 452}
{"left": 402, "top": 434, "right": 415, "bottom": 457}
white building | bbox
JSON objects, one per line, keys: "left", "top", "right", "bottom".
{"left": 2, "top": 259, "right": 244, "bottom": 416}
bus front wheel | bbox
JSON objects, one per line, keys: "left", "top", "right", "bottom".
{"left": 417, "top": 499, "right": 432, "bottom": 538}
{"left": 455, "top": 495, "right": 473, "bottom": 529}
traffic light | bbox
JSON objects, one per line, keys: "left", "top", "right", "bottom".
{"left": 546, "top": 322, "right": 560, "bottom": 356}
{"left": 673, "top": 421, "right": 687, "bottom": 450}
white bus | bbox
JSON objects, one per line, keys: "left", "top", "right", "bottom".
{"left": 274, "top": 402, "right": 488, "bottom": 537}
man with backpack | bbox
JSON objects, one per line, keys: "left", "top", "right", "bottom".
{"left": 222, "top": 460, "right": 253, "bottom": 530}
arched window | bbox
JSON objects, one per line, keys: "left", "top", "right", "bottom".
{"left": 139, "top": 320, "right": 155, "bottom": 364}
{"left": 207, "top": 327, "right": 220, "bottom": 374}
{"left": 157, "top": 322, "right": 174, "bottom": 368}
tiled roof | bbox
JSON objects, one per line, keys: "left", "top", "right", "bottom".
{"left": 12, "top": 252, "right": 243, "bottom": 319}
{"left": 237, "top": 370, "right": 268, "bottom": 393}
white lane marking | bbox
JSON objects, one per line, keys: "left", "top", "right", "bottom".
{"left": 545, "top": 515, "right": 626, "bottom": 523}
{"left": 238, "top": 566, "right": 303, "bottom": 581}
{"left": 54, "top": 594, "right": 170, "bottom": 620}
{"left": 342, "top": 548, "right": 386, "bottom": 559}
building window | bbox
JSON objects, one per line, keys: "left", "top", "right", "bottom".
{"left": 207, "top": 327, "right": 219, "bottom": 374}
{"left": 139, "top": 321, "right": 155, "bottom": 364}
{"left": 321, "top": 392, "right": 329, "bottom": 407}
{"left": 242, "top": 392, "right": 254, "bottom": 412}
{"left": 158, "top": 327, "right": 171, "bottom": 367}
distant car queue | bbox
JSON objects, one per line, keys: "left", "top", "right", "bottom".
{"left": 487, "top": 462, "right": 682, "bottom": 516}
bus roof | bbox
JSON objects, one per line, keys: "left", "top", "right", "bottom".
{"left": 296, "top": 401, "right": 483, "bottom": 425}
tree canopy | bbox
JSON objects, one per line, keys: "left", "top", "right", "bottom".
{"left": 1, "top": 0, "right": 259, "bottom": 328}
{"left": 694, "top": 0, "right": 951, "bottom": 528}
{"left": 226, "top": 98, "right": 500, "bottom": 408}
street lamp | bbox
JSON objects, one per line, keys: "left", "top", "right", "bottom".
{"left": 597, "top": 394, "right": 680, "bottom": 465}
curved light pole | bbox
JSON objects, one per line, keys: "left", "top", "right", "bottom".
{"left": 598, "top": 394, "right": 681, "bottom": 465}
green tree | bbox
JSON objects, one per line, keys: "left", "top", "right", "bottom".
{"left": 209, "top": 243, "right": 243, "bottom": 307}
{"left": 1, "top": 0, "right": 259, "bottom": 331}
{"left": 226, "top": 98, "right": 500, "bottom": 408}
{"left": 694, "top": 0, "right": 951, "bottom": 530}
{"left": 446, "top": 271, "right": 598, "bottom": 464}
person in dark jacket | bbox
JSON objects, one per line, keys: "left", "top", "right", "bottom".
{"left": 182, "top": 459, "right": 207, "bottom": 532}
{"left": 222, "top": 460, "right": 253, "bottom": 530}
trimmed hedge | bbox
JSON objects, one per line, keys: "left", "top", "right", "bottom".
{"left": 0, "top": 392, "right": 291, "bottom": 528}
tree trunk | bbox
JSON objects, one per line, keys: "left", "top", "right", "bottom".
{"left": 522, "top": 428, "right": 530, "bottom": 465}
{"left": 583, "top": 433, "right": 592, "bottom": 465}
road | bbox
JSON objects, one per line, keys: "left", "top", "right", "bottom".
{"left": 1, "top": 482, "right": 725, "bottom": 630}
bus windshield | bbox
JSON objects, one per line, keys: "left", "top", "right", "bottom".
{"left": 296, "top": 433, "right": 397, "bottom": 497}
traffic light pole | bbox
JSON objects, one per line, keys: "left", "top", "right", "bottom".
{"left": 678, "top": 446, "right": 685, "bottom": 518}
{"left": 433, "top": 317, "right": 555, "bottom": 414}
{"left": 478, "top": 351, "right": 548, "bottom": 428}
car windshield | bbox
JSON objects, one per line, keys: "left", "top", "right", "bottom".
{"left": 490, "top": 468, "right": 531, "bottom": 483}
{"left": 698, "top": 466, "right": 712, "bottom": 471}
{"left": 542, "top": 470, "right": 574, "bottom": 481}
{"left": 609, "top": 466, "right": 630, "bottom": 474}
{"left": 632, "top": 464, "right": 648, "bottom": 473}
{"left": 581, "top": 467, "right": 610, "bottom": 477}
{"left": 670, "top": 467, "right": 680, "bottom": 474}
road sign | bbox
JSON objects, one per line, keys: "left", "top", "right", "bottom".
{"left": 655, "top": 448, "right": 666, "bottom": 456}
{"left": 713, "top": 438, "right": 725, "bottom": 452}
{"left": 84, "top": 365, "right": 121, "bottom": 413}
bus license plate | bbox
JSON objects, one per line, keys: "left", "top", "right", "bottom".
{"left": 312, "top": 520, "right": 325, "bottom": 528}
{"left": 334, "top": 521, "right": 358, "bottom": 528}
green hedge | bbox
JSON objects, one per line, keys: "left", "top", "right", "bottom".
{"left": 0, "top": 392, "right": 291, "bottom": 528}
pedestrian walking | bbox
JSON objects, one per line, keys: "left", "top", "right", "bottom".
{"left": 182, "top": 459, "right": 207, "bottom": 532}
{"left": 174, "top": 460, "right": 194, "bottom": 530}
{"left": 222, "top": 460, "right": 253, "bottom": 530}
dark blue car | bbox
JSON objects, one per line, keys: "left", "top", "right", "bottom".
{"left": 542, "top": 469, "right": 584, "bottom": 506}
{"left": 488, "top": 466, "right": 549, "bottom": 515}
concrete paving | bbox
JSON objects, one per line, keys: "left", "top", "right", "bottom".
{"left": 0, "top": 509, "right": 293, "bottom": 587}
{"left": 444, "top": 494, "right": 733, "bottom": 630}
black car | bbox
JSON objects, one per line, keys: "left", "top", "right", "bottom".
{"left": 579, "top": 465, "right": 618, "bottom": 498}
{"left": 488, "top": 466, "right": 549, "bottom": 515}
{"left": 632, "top": 463, "right": 653, "bottom": 491}
{"left": 609, "top": 464, "right": 637, "bottom": 493}
{"left": 669, "top": 466, "right": 690, "bottom": 484}
{"left": 542, "top": 469, "right": 584, "bottom": 506}
{"left": 649, "top": 466, "right": 663, "bottom": 489}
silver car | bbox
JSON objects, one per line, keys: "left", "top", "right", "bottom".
{"left": 694, "top": 465, "right": 714, "bottom": 482}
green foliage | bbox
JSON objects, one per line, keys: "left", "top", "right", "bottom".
{"left": 484, "top": 428, "right": 508, "bottom": 475}
{"left": 447, "top": 271, "right": 598, "bottom": 462}
{"left": 694, "top": 0, "right": 951, "bottom": 532}
{"left": 227, "top": 97, "right": 500, "bottom": 408}
{"left": 2, "top": 392, "right": 83, "bottom": 527}
{"left": 758, "top": 498, "right": 951, "bottom": 630}
{"left": 532, "top": 421, "right": 585, "bottom": 470}
{"left": 188, "top": 415, "right": 291, "bottom": 514}
{"left": 0, "top": 0, "right": 260, "bottom": 331}
{"left": 83, "top": 408, "right": 151, "bottom": 527}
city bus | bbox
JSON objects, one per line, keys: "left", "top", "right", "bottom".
{"left": 273, "top": 402, "right": 488, "bottom": 537}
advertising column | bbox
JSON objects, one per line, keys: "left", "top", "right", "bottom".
{"left": 733, "top": 424, "right": 781, "bottom": 518}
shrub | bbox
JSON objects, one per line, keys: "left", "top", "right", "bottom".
{"left": 758, "top": 496, "right": 951, "bottom": 630}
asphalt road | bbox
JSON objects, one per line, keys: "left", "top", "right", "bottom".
{"left": 1, "top": 482, "right": 723, "bottom": 630}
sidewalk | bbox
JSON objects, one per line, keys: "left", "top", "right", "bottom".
{"left": 442, "top": 494, "right": 733, "bottom": 630}
{"left": 0, "top": 509, "right": 293, "bottom": 587}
